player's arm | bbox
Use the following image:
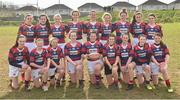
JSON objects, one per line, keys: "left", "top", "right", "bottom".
{"left": 104, "top": 57, "right": 112, "bottom": 69}
{"left": 151, "top": 56, "right": 160, "bottom": 66}
{"left": 8, "top": 49, "right": 22, "bottom": 68}
{"left": 66, "top": 56, "right": 76, "bottom": 66}
{"left": 114, "top": 56, "right": 120, "bottom": 66}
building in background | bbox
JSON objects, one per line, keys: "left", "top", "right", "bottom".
{"left": 78, "top": 3, "right": 104, "bottom": 16}
{"left": 111, "top": 1, "right": 136, "bottom": 11}
{"left": 138, "top": 0, "right": 168, "bottom": 10}
{"left": 168, "top": 0, "right": 180, "bottom": 10}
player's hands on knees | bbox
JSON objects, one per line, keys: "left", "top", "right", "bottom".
{"left": 113, "top": 64, "right": 117, "bottom": 68}
{"left": 160, "top": 62, "right": 167, "bottom": 69}
{"left": 42, "top": 67, "right": 48, "bottom": 72}
{"left": 22, "top": 63, "right": 29, "bottom": 69}
{"left": 72, "top": 61, "right": 78, "bottom": 66}
{"left": 57, "top": 65, "right": 64, "bottom": 70}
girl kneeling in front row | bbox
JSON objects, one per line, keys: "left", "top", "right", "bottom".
{"left": 64, "top": 32, "right": 84, "bottom": 88}
{"left": 150, "top": 33, "right": 173, "bottom": 92}
{"left": 8, "top": 35, "right": 31, "bottom": 91}
{"left": 103, "top": 34, "right": 120, "bottom": 89}
{"left": 30, "top": 38, "right": 50, "bottom": 91}
{"left": 47, "top": 37, "right": 65, "bottom": 88}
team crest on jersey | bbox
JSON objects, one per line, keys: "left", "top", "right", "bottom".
{"left": 108, "top": 52, "right": 115, "bottom": 57}
{"left": 70, "top": 50, "right": 78, "bottom": 55}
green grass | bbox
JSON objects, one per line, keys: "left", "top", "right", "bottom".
{"left": 0, "top": 23, "right": 180, "bottom": 99}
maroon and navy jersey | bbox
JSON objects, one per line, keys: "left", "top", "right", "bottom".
{"left": 103, "top": 44, "right": 119, "bottom": 65}
{"left": 130, "top": 22, "right": 146, "bottom": 38}
{"left": 145, "top": 24, "right": 163, "bottom": 40}
{"left": 100, "top": 23, "right": 114, "bottom": 40}
{"left": 51, "top": 24, "right": 66, "bottom": 43}
{"left": 8, "top": 46, "right": 29, "bottom": 68}
{"left": 119, "top": 43, "right": 134, "bottom": 66}
{"left": 133, "top": 43, "right": 152, "bottom": 65}
{"left": 64, "top": 42, "right": 83, "bottom": 61}
{"left": 113, "top": 21, "right": 131, "bottom": 44}
{"left": 66, "top": 21, "right": 84, "bottom": 40}
{"left": 83, "top": 41, "right": 103, "bottom": 55}
{"left": 30, "top": 48, "right": 50, "bottom": 69}
{"left": 35, "top": 24, "right": 51, "bottom": 45}
{"left": 18, "top": 24, "right": 35, "bottom": 43}
{"left": 47, "top": 46, "right": 64, "bottom": 68}
{"left": 83, "top": 22, "right": 101, "bottom": 40}
{"left": 151, "top": 43, "right": 170, "bottom": 63}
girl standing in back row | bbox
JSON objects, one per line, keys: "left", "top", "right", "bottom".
{"left": 145, "top": 13, "right": 163, "bottom": 45}
{"left": 66, "top": 10, "right": 84, "bottom": 43}
{"left": 35, "top": 14, "right": 51, "bottom": 48}
{"left": 18, "top": 14, "right": 36, "bottom": 52}
{"left": 130, "top": 11, "right": 146, "bottom": 46}
{"left": 100, "top": 12, "right": 114, "bottom": 45}
{"left": 113, "top": 8, "right": 131, "bottom": 44}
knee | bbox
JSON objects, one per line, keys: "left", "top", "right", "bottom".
{"left": 145, "top": 65, "right": 151, "bottom": 72}
{"left": 76, "top": 65, "right": 82, "bottom": 72}
{"left": 95, "top": 64, "right": 101, "bottom": 71}
{"left": 12, "top": 85, "right": 19, "bottom": 89}
{"left": 25, "top": 67, "right": 31, "bottom": 72}
{"left": 128, "top": 63, "right": 134, "bottom": 70}
{"left": 160, "top": 68, "right": 166, "bottom": 73}
{"left": 112, "top": 67, "right": 118, "bottom": 73}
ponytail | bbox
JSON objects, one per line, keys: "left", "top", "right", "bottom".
{"left": 132, "top": 11, "right": 143, "bottom": 24}
{"left": 13, "top": 35, "right": 26, "bottom": 48}
{"left": 119, "top": 8, "right": 128, "bottom": 17}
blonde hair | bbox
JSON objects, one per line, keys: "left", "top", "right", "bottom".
{"left": 35, "top": 38, "right": 44, "bottom": 43}
{"left": 49, "top": 37, "right": 58, "bottom": 47}
{"left": 102, "top": 12, "right": 112, "bottom": 22}
{"left": 53, "top": 14, "right": 62, "bottom": 20}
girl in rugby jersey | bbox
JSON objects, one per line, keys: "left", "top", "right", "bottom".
{"left": 18, "top": 14, "right": 36, "bottom": 52}
{"left": 51, "top": 14, "right": 67, "bottom": 52}
{"left": 66, "top": 10, "right": 84, "bottom": 43}
{"left": 83, "top": 32, "right": 103, "bottom": 89}
{"left": 83, "top": 10, "right": 101, "bottom": 41}
{"left": 47, "top": 37, "right": 64, "bottom": 88}
{"left": 64, "top": 32, "right": 84, "bottom": 88}
{"left": 118, "top": 34, "right": 134, "bottom": 90}
{"left": 130, "top": 11, "right": 146, "bottom": 46}
{"left": 113, "top": 8, "right": 131, "bottom": 44}
{"left": 100, "top": 12, "right": 114, "bottom": 45}
{"left": 35, "top": 14, "right": 51, "bottom": 49}
{"left": 150, "top": 33, "right": 173, "bottom": 92}
{"left": 103, "top": 34, "right": 120, "bottom": 89}
{"left": 132, "top": 34, "right": 152, "bottom": 90}
{"left": 30, "top": 38, "right": 51, "bottom": 91}
{"left": 8, "top": 35, "right": 31, "bottom": 91}
{"left": 145, "top": 13, "right": 163, "bottom": 45}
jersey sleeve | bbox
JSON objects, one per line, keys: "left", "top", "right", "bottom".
{"left": 164, "top": 44, "right": 170, "bottom": 55}
{"left": 64, "top": 45, "right": 69, "bottom": 56}
{"left": 8, "top": 48, "right": 22, "bottom": 68}
{"left": 30, "top": 51, "right": 35, "bottom": 63}
{"left": 17, "top": 25, "right": 23, "bottom": 35}
{"left": 103, "top": 46, "right": 107, "bottom": 57}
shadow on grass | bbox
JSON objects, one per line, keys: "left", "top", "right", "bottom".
{"left": 0, "top": 80, "right": 180, "bottom": 99}
{"left": 88, "top": 82, "right": 180, "bottom": 99}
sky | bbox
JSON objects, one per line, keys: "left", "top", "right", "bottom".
{"left": 1, "top": 0, "right": 176, "bottom": 9}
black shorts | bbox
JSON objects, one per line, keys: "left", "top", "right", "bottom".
{"left": 104, "top": 63, "right": 120, "bottom": 75}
